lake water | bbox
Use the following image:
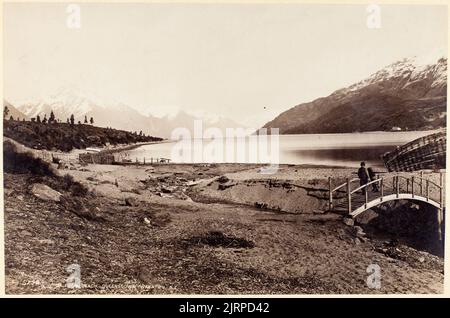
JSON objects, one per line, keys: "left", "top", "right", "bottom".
{"left": 124, "top": 131, "right": 436, "bottom": 168}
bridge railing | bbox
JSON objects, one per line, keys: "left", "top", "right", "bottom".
{"left": 328, "top": 177, "right": 358, "bottom": 212}
{"left": 328, "top": 172, "right": 445, "bottom": 215}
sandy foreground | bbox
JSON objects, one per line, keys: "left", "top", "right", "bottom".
{"left": 4, "top": 162, "right": 444, "bottom": 294}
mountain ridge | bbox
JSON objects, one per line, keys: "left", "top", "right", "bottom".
{"left": 14, "top": 89, "right": 246, "bottom": 139}
{"left": 262, "top": 56, "right": 447, "bottom": 134}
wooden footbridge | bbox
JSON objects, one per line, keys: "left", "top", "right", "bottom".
{"left": 328, "top": 172, "right": 445, "bottom": 218}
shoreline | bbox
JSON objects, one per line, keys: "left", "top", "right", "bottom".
{"left": 99, "top": 139, "right": 170, "bottom": 154}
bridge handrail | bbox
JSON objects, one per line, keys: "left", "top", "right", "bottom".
{"left": 331, "top": 178, "right": 359, "bottom": 192}
{"left": 328, "top": 171, "right": 445, "bottom": 215}
{"left": 332, "top": 174, "right": 443, "bottom": 195}
{"left": 394, "top": 175, "right": 443, "bottom": 189}
{"left": 350, "top": 178, "right": 383, "bottom": 195}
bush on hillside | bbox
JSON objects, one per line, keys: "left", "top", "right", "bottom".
{"left": 3, "top": 120, "right": 163, "bottom": 151}
{"left": 3, "top": 141, "right": 55, "bottom": 176}
{"left": 4, "top": 141, "right": 89, "bottom": 197}
{"left": 62, "top": 174, "right": 89, "bottom": 197}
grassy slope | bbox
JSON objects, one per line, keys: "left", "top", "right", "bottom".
{"left": 3, "top": 120, "right": 163, "bottom": 151}
{"left": 284, "top": 94, "right": 446, "bottom": 134}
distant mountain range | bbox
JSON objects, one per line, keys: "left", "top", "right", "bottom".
{"left": 4, "top": 100, "right": 28, "bottom": 121}
{"left": 6, "top": 55, "right": 447, "bottom": 138}
{"left": 262, "top": 55, "right": 447, "bottom": 134}
{"left": 9, "top": 87, "right": 245, "bottom": 139}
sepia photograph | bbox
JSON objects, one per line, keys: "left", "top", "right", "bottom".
{"left": 1, "top": 1, "right": 448, "bottom": 297}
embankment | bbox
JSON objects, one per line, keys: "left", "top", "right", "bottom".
{"left": 189, "top": 166, "right": 356, "bottom": 214}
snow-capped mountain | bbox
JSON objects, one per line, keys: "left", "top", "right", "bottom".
{"left": 3, "top": 100, "right": 28, "bottom": 121}
{"left": 17, "top": 87, "right": 105, "bottom": 121}
{"left": 263, "top": 54, "right": 447, "bottom": 134}
{"left": 16, "top": 88, "right": 247, "bottom": 138}
{"left": 341, "top": 56, "right": 447, "bottom": 99}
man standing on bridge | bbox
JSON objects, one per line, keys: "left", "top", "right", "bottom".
{"left": 357, "top": 161, "right": 370, "bottom": 195}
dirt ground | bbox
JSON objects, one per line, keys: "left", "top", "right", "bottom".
{"left": 3, "top": 163, "right": 445, "bottom": 294}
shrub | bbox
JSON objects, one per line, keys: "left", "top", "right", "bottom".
{"left": 3, "top": 141, "right": 55, "bottom": 176}
{"left": 62, "top": 174, "right": 89, "bottom": 196}
{"left": 62, "top": 173, "right": 75, "bottom": 186}
{"left": 69, "top": 181, "right": 89, "bottom": 197}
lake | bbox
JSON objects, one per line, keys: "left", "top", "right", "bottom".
{"left": 124, "top": 131, "right": 437, "bottom": 168}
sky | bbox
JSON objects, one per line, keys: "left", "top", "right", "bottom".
{"left": 3, "top": 3, "right": 448, "bottom": 127}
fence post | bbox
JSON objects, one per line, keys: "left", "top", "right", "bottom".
{"left": 347, "top": 178, "right": 351, "bottom": 215}
{"left": 437, "top": 173, "right": 444, "bottom": 241}
{"left": 437, "top": 208, "right": 443, "bottom": 241}
{"left": 411, "top": 176, "right": 414, "bottom": 198}
{"left": 426, "top": 179, "right": 430, "bottom": 201}
{"left": 393, "top": 175, "right": 396, "bottom": 192}
{"left": 365, "top": 186, "right": 368, "bottom": 209}
{"left": 377, "top": 174, "right": 380, "bottom": 193}
{"left": 396, "top": 176, "right": 400, "bottom": 198}
{"left": 380, "top": 178, "right": 384, "bottom": 202}
{"left": 328, "top": 177, "right": 333, "bottom": 211}
{"left": 420, "top": 171, "right": 424, "bottom": 196}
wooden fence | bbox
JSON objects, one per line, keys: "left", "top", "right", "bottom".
{"left": 114, "top": 155, "right": 171, "bottom": 165}
{"left": 79, "top": 153, "right": 115, "bottom": 164}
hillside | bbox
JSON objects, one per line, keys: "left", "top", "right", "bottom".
{"left": 3, "top": 119, "right": 163, "bottom": 152}
{"left": 263, "top": 56, "right": 447, "bottom": 134}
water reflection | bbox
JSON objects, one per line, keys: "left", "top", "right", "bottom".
{"left": 281, "top": 146, "right": 396, "bottom": 167}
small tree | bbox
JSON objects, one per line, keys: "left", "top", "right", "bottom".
{"left": 84, "top": 115, "right": 88, "bottom": 124}
{"left": 4, "top": 106, "right": 9, "bottom": 119}
{"left": 90, "top": 117, "right": 94, "bottom": 125}
{"left": 9, "top": 115, "right": 14, "bottom": 121}
{"left": 67, "top": 118, "right": 70, "bottom": 124}
{"left": 49, "top": 111, "right": 56, "bottom": 123}
{"left": 78, "top": 120, "right": 81, "bottom": 125}
{"left": 42, "top": 115, "right": 47, "bottom": 124}
{"left": 70, "top": 114, "right": 75, "bottom": 125}
{"left": 36, "top": 115, "right": 41, "bottom": 123}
